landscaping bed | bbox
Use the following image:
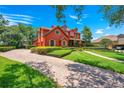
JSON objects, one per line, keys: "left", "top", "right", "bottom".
{"left": 0, "top": 56, "right": 57, "bottom": 88}
{"left": 31, "top": 46, "right": 73, "bottom": 57}
{"left": 63, "top": 51, "right": 124, "bottom": 74}
{"left": 0, "top": 46, "right": 16, "bottom": 52}
{"left": 31, "top": 46, "right": 62, "bottom": 55}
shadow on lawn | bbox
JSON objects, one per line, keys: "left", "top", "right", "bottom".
{"left": 65, "top": 61, "right": 124, "bottom": 88}
{"left": 0, "top": 63, "right": 56, "bottom": 88}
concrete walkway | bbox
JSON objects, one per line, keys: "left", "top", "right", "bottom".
{"left": 1, "top": 49, "right": 124, "bottom": 88}
{"left": 83, "top": 50, "right": 124, "bottom": 63}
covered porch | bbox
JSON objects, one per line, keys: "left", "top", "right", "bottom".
{"left": 68, "top": 39, "right": 81, "bottom": 47}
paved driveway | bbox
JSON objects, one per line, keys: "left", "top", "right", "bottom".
{"left": 1, "top": 49, "right": 124, "bottom": 88}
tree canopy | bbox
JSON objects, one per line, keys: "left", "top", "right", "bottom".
{"left": 0, "top": 15, "right": 36, "bottom": 48}
{"left": 100, "top": 6, "right": 124, "bottom": 27}
{"left": 100, "top": 38, "right": 112, "bottom": 48}
{"left": 82, "top": 26, "right": 93, "bottom": 46}
{"left": 0, "top": 14, "right": 9, "bottom": 34}
{"left": 52, "top": 5, "right": 124, "bottom": 27}
{"left": 52, "top": 5, "right": 84, "bottom": 23}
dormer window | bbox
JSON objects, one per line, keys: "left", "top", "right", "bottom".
{"left": 55, "top": 30, "right": 60, "bottom": 35}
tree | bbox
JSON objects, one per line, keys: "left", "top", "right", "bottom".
{"left": 100, "top": 6, "right": 124, "bottom": 27}
{"left": 52, "top": 5, "right": 84, "bottom": 23}
{"left": 0, "top": 23, "right": 35, "bottom": 48}
{"left": 100, "top": 38, "right": 112, "bottom": 48}
{"left": 52, "top": 5, "right": 124, "bottom": 27}
{"left": 0, "top": 14, "right": 9, "bottom": 34}
{"left": 82, "top": 26, "right": 92, "bottom": 46}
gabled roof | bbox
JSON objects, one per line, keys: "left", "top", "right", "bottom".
{"left": 118, "top": 34, "right": 124, "bottom": 38}
{"left": 92, "top": 35, "right": 118, "bottom": 43}
{"left": 41, "top": 26, "right": 69, "bottom": 38}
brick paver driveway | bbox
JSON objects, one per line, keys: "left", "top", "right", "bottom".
{"left": 1, "top": 49, "right": 124, "bottom": 88}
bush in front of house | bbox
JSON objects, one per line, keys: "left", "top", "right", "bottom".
{"left": 26, "top": 45, "right": 35, "bottom": 49}
{"left": 31, "top": 46, "right": 62, "bottom": 55}
{"left": 0, "top": 46, "right": 16, "bottom": 52}
{"left": 47, "top": 49, "right": 73, "bottom": 57}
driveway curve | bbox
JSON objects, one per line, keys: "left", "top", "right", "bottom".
{"left": 1, "top": 49, "right": 124, "bottom": 88}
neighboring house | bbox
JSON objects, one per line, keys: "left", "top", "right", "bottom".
{"left": 92, "top": 34, "right": 124, "bottom": 49}
{"left": 114, "top": 34, "right": 124, "bottom": 50}
{"left": 33, "top": 25, "right": 81, "bottom": 47}
{"left": 92, "top": 35, "right": 118, "bottom": 44}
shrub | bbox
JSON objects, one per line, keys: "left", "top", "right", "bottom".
{"left": 26, "top": 45, "right": 35, "bottom": 49}
{"left": 31, "top": 46, "right": 62, "bottom": 55}
{"left": 48, "top": 49, "right": 73, "bottom": 57}
{"left": 0, "top": 46, "right": 16, "bottom": 52}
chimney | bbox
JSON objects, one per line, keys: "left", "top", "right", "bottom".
{"left": 52, "top": 25, "right": 56, "bottom": 28}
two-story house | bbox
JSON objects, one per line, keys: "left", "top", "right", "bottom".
{"left": 33, "top": 25, "right": 81, "bottom": 47}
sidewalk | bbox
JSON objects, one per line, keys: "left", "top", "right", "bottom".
{"left": 83, "top": 50, "right": 124, "bottom": 63}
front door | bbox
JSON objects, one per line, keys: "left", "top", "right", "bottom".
{"left": 61, "top": 40, "right": 66, "bottom": 47}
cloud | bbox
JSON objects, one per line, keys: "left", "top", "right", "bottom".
{"left": 8, "top": 21, "right": 18, "bottom": 26}
{"left": 69, "top": 15, "right": 78, "bottom": 19}
{"left": 76, "top": 22, "right": 82, "bottom": 25}
{"left": 82, "top": 14, "right": 88, "bottom": 18}
{"left": 92, "top": 37, "right": 98, "bottom": 40}
{"left": 69, "top": 14, "right": 88, "bottom": 20}
{"left": 2, "top": 13, "right": 34, "bottom": 26}
{"left": 105, "top": 34, "right": 110, "bottom": 36}
{"left": 4, "top": 13, "right": 34, "bottom": 19}
{"left": 105, "top": 26, "right": 111, "bottom": 30}
{"left": 9, "top": 19, "right": 32, "bottom": 24}
{"left": 96, "top": 29, "right": 104, "bottom": 34}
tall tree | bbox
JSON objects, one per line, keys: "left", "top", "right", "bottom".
{"left": 82, "top": 26, "right": 92, "bottom": 46}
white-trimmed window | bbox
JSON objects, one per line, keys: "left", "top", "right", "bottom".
{"left": 49, "top": 40, "right": 56, "bottom": 46}
{"left": 55, "top": 30, "right": 60, "bottom": 35}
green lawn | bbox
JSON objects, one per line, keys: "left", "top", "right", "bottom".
{"left": 48, "top": 49, "right": 72, "bottom": 57}
{"left": 63, "top": 51, "right": 124, "bottom": 74}
{"left": 87, "top": 49, "right": 124, "bottom": 61}
{"left": 0, "top": 56, "right": 57, "bottom": 88}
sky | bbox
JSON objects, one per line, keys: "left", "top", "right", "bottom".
{"left": 0, "top": 5, "right": 124, "bottom": 40}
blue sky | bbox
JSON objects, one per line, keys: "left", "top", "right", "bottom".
{"left": 0, "top": 5, "right": 124, "bottom": 39}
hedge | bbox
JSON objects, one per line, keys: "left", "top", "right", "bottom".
{"left": 0, "top": 46, "right": 16, "bottom": 52}
{"left": 31, "top": 46, "right": 62, "bottom": 55}
{"left": 47, "top": 49, "right": 73, "bottom": 57}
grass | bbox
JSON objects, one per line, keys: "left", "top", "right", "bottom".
{"left": 63, "top": 51, "right": 124, "bottom": 74}
{"left": 87, "top": 49, "right": 124, "bottom": 61}
{"left": 48, "top": 49, "right": 72, "bottom": 57}
{"left": 0, "top": 56, "right": 57, "bottom": 88}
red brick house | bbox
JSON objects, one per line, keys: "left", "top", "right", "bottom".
{"left": 33, "top": 25, "right": 81, "bottom": 47}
